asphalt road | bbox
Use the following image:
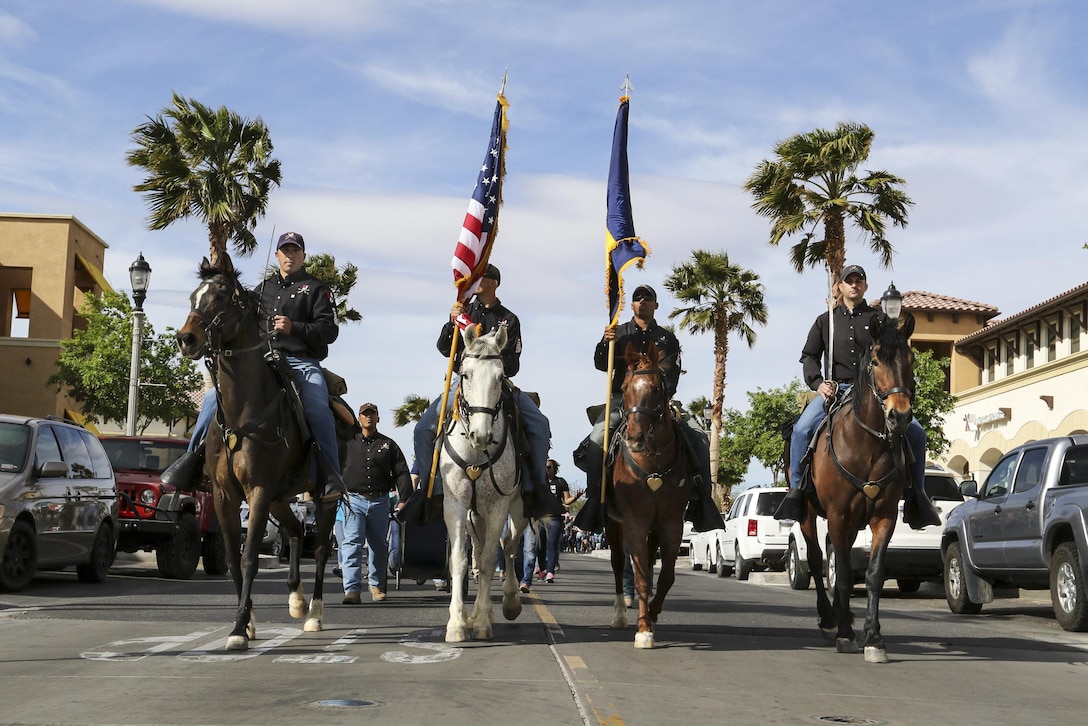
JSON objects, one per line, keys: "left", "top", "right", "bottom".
{"left": 1, "top": 549, "right": 1085, "bottom": 726}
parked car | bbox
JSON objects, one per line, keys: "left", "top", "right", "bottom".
{"left": 0, "top": 414, "right": 119, "bottom": 592}
{"left": 679, "top": 521, "right": 695, "bottom": 558}
{"left": 709, "top": 486, "right": 791, "bottom": 580}
{"left": 239, "top": 498, "right": 314, "bottom": 559}
{"left": 689, "top": 515, "right": 730, "bottom": 577}
{"left": 99, "top": 436, "right": 225, "bottom": 579}
{"left": 941, "top": 435, "right": 1088, "bottom": 631}
{"left": 786, "top": 465, "right": 965, "bottom": 591}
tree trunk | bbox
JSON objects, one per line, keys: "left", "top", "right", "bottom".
{"left": 709, "top": 315, "right": 730, "bottom": 508}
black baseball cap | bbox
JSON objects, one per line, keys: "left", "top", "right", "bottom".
{"left": 841, "top": 264, "right": 866, "bottom": 281}
{"left": 482, "top": 264, "right": 501, "bottom": 284}
{"left": 632, "top": 284, "right": 657, "bottom": 301}
{"left": 277, "top": 231, "right": 305, "bottom": 251}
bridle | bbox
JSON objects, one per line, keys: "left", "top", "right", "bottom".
{"left": 619, "top": 365, "right": 684, "bottom": 488}
{"left": 184, "top": 275, "right": 268, "bottom": 359}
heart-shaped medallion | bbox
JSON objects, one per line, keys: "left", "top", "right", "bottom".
{"left": 863, "top": 483, "right": 880, "bottom": 499}
{"left": 466, "top": 465, "right": 483, "bottom": 481}
{"left": 647, "top": 476, "right": 664, "bottom": 491}
{"left": 226, "top": 432, "right": 239, "bottom": 451}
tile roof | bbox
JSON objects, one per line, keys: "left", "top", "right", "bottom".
{"left": 956, "top": 280, "right": 1088, "bottom": 346}
{"left": 901, "top": 290, "right": 1000, "bottom": 317}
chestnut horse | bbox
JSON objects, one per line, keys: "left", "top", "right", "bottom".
{"left": 605, "top": 343, "right": 692, "bottom": 649}
{"left": 176, "top": 255, "right": 337, "bottom": 650}
{"left": 794, "top": 313, "right": 917, "bottom": 663}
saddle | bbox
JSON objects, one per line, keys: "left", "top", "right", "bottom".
{"left": 793, "top": 386, "right": 852, "bottom": 494}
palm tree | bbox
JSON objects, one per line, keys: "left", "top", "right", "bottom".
{"left": 664, "top": 250, "right": 768, "bottom": 506}
{"left": 127, "top": 92, "right": 282, "bottom": 266}
{"left": 393, "top": 394, "right": 432, "bottom": 429}
{"left": 744, "top": 121, "right": 912, "bottom": 289}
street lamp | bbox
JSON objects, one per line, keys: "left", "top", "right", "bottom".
{"left": 881, "top": 281, "right": 903, "bottom": 321}
{"left": 125, "top": 253, "right": 151, "bottom": 436}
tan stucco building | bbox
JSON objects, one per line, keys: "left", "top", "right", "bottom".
{"left": 0, "top": 213, "right": 113, "bottom": 426}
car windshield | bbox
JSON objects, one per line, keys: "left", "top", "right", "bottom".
{"left": 0, "top": 422, "right": 31, "bottom": 474}
{"left": 925, "top": 475, "right": 965, "bottom": 502}
{"left": 100, "top": 438, "right": 188, "bottom": 473}
{"left": 754, "top": 491, "right": 786, "bottom": 516}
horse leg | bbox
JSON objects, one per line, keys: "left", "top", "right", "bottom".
{"left": 215, "top": 496, "right": 248, "bottom": 641}
{"left": 271, "top": 499, "right": 307, "bottom": 620}
{"left": 801, "top": 515, "right": 835, "bottom": 639}
{"left": 606, "top": 519, "right": 628, "bottom": 629}
{"left": 228, "top": 490, "right": 272, "bottom": 650}
{"left": 649, "top": 524, "right": 681, "bottom": 628}
{"left": 862, "top": 517, "right": 895, "bottom": 663}
{"left": 627, "top": 531, "right": 656, "bottom": 649}
{"left": 828, "top": 525, "right": 858, "bottom": 653}
{"left": 305, "top": 501, "right": 336, "bottom": 632}
{"left": 501, "top": 499, "right": 526, "bottom": 621}
{"left": 444, "top": 504, "right": 470, "bottom": 643}
{"left": 468, "top": 512, "right": 498, "bottom": 640}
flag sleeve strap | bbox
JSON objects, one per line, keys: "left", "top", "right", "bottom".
{"left": 600, "top": 339, "right": 616, "bottom": 503}
{"left": 426, "top": 330, "right": 460, "bottom": 499}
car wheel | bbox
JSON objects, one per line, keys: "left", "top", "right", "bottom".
{"left": 715, "top": 545, "right": 730, "bottom": 578}
{"left": 707, "top": 545, "right": 718, "bottom": 574}
{"left": 944, "top": 541, "right": 983, "bottom": 615}
{"left": 690, "top": 549, "right": 702, "bottom": 571}
{"left": 201, "top": 531, "right": 229, "bottom": 576}
{"left": 76, "top": 524, "right": 114, "bottom": 583}
{"left": 0, "top": 520, "right": 38, "bottom": 592}
{"left": 156, "top": 513, "right": 201, "bottom": 580}
{"left": 896, "top": 578, "right": 921, "bottom": 594}
{"left": 1051, "top": 542, "right": 1088, "bottom": 632}
{"left": 787, "top": 540, "right": 811, "bottom": 590}
{"left": 271, "top": 530, "right": 286, "bottom": 561}
{"left": 735, "top": 544, "right": 752, "bottom": 581}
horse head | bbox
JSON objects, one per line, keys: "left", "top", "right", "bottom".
{"left": 176, "top": 255, "right": 258, "bottom": 359}
{"left": 459, "top": 324, "right": 507, "bottom": 451}
{"left": 863, "top": 312, "right": 917, "bottom": 437}
{"left": 621, "top": 342, "right": 668, "bottom": 454}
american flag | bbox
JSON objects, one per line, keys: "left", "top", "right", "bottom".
{"left": 452, "top": 93, "right": 509, "bottom": 303}
{"left": 606, "top": 95, "right": 648, "bottom": 326}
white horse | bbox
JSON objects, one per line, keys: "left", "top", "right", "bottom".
{"left": 439, "top": 324, "right": 526, "bottom": 642}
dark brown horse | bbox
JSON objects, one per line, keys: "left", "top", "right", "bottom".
{"left": 794, "top": 313, "right": 916, "bottom": 663}
{"left": 605, "top": 343, "right": 692, "bottom": 648}
{"left": 176, "top": 255, "right": 337, "bottom": 650}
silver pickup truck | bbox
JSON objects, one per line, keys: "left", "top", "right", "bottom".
{"left": 941, "top": 434, "right": 1088, "bottom": 631}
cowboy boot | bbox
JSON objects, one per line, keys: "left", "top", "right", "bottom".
{"left": 774, "top": 486, "right": 807, "bottom": 522}
{"left": 160, "top": 444, "right": 206, "bottom": 491}
{"left": 903, "top": 482, "right": 941, "bottom": 529}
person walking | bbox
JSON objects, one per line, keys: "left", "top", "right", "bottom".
{"left": 341, "top": 402, "right": 414, "bottom": 604}
{"left": 536, "top": 459, "right": 582, "bottom": 583}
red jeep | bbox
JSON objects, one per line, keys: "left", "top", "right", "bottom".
{"left": 99, "top": 436, "right": 226, "bottom": 579}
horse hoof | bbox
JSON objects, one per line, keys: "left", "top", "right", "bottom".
{"left": 303, "top": 619, "right": 323, "bottom": 633}
{"left": 634, "top": 631, "right": 654, "bottom": 649}
{"left": 445, "top": 628, "right": 467, "bottom": 643}
{"left": 864, "top": 646, "right": 888, "bottom": 664}
{"left": 502, "top": 601, "right": 522, "bottom": 621}
{"left": 836, "top": 638, "right": 859, "bottom": 654}
{"left": 289, "top": 590, "right": 306, "bottom": 619}
{"left": 473, "top": 628, "right": 494, "bottom": 641}
{"left": 226, "top": 635, "right": 249, "bottom": 651}
{"left": 610, "top": 617, "right": 628, "bottom": 629}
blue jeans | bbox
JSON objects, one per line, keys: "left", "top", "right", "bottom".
{"left": 789, "top": 385, "right": 926, "bottom": 491}
{"left": 341, "top": 494, "right": 391, "bottom": 592}
{"left": 538, "top": 516, "right": 563, "bottom": 576}
{"left": 413, "top": 380, "right": 550, "bottom": 495}
{"left": 388, "top": 519, "right": 401, "bottom": 572}
{"left": 520, "top": 521, "right": 537, "bottom": 586}
{"left": 188, "top": 356, "right": 341, "bottom": 481}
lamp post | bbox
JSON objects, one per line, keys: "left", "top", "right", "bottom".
{"left": 881, "top": 281, "right": 903, "bottom": 321}
{"left": 125, "top": 253, "right": 151, "bottom": 436}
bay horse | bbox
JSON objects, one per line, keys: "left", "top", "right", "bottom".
{"left": 176, "top": 255, "right": 337, "bottom": 650}
{"left": 439, "top": 324, "right": 526, "bottom": 642}
{"left": 794, "top": 312, "right": 916, "bottom": 663}
{"left": 606, "top": 343, "right": 691, "bottom": 649}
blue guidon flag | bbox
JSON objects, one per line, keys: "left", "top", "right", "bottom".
{"left": 606, "top": 94, "right": 649, "bottom": 326}
{"left": 451, "top": 93, "right": 509, "bottom": 304}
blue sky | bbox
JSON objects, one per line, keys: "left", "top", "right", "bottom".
{"left": 3, "top": 1, "right": 1088, "bottom": 490}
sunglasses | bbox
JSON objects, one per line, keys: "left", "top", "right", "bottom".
{"left": 632, "top": 294, "right": 654, "bottom": 302}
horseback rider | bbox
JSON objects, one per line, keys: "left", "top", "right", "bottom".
{"left": 573, "top": 284, "right": 724, "bottom": 534}
{"left": 162, "top": 232, "right": 348, "bottom": 503}
{"left": 412, "top": 263, "right": 560, "bottom": 519}
{"left": 774, "top": 264, "right": 940, "bottom": 528}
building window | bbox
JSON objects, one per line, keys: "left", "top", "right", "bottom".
{"left": 1047, "top": 315, "right": 1062, "bottom": 362}
{"left": 1025, "top": 329, "right": 1035, "bottom": 370}
{"left": 1005, "top": 335, "right": 1017, "bottom": 376}
{"left": 1071, "top": 312, "right": 1082, "bottom": 354}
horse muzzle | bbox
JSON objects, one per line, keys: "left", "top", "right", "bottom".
{"left": 625, "top": 430, "right": 648, "bottom": 453}
{"left": 884, "top": 404, "right": 913, "bottom": 436}
{"left": 176, "top": 326, "right": 206, "bottom": 360}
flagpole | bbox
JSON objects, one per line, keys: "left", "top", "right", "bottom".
{"left": 826, "top": 262, "right": 834, "bottom": 384}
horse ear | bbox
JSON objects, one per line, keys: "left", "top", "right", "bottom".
{"left": 493, "top": 325, "right": 508, "bottom": 351}
{"left": 199, "top": 256, "right": 213, "bottom": 275}
{"left": 899, "top": 311, "right": 915, "bottom": 339}
{"left": 646, "top": 342, "right": 660, "bottom": 367}
{"left": 870, "top": 314, "right": 883, "bottom": 340}
{"left": 218, "top": 252, "right": 235, "bottom": 275}
{"left": 463, "top": 323, "right": 478, "bottom": 347}
{"left": 624, "top": 343, "right": 640, "bottom": 368}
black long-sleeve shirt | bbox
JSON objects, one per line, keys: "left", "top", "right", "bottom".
{"left": 436, "top": 298, "right": 522, "bottom": 377}
{"left": 340, "top": 431, "right": 413, "bottom": 501}
{"left": 595, "top": 319, "right": 681, "bottom": 398}
{"left": 254, "top": 270, "right": 339, "bottom": 360}
{"left": 800, "top": 301, "right": 885, "bottom": 390}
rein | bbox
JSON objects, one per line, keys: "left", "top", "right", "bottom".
{"left": 619, "top": 366, "right": 683, "bottom": 492}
